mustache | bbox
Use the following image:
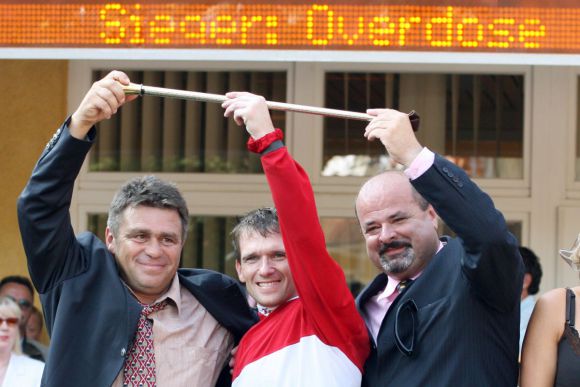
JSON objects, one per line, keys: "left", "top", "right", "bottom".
{"left": 379, "top": 241, "right": 412, "bottom": 255}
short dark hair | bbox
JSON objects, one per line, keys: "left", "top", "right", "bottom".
{"left": 0, "top": 275, "right": 34, "bottom": 299}
{"left": 107, "top": 175, "right": 189, "bottom": 240}
{"left": 231, "top": 207, "right": 280, "bottom": 261}
{"left": 519, "top": 246, "right": 543, "bottom": 295}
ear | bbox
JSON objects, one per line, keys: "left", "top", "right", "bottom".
{"left": 427, "top": 205, "right": 439, "bottom": 229}
{"left": 105, "top": 227, "right": 116, "bottom": 255}
{"left": 522, "top": 273, "right": 532, "bottom": 291}
{"left": 235, "top": 260, "right": 246, "bottom": 283}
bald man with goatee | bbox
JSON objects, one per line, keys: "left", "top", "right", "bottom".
{"left": 354, "top": 108, "right": 524, "bottom": 387}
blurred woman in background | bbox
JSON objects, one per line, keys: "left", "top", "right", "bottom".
{"left": 520, "top": 236, "right": 580, "bottom": 387}
{"left": 0, "top": 296, "right": 44, "bottom": 386}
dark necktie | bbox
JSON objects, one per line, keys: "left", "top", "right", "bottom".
{"left": 123, "top": 300, "right": 168, "bottom": 386}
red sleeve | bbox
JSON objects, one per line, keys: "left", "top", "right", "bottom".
{"left": 260, "top": 143, "right": 369, "bottom": 369}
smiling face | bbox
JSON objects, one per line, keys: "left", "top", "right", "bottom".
{"left": 0, "top": 297, "right": 22, "bottom": 354}
{"left": 356, "top": 172, "right": 440, "bottom": 280}
{"left": 0, "top": 315, "right": 19, "bottom": 354}
{"left": 235, "top": 231, "right": 297, "bottom": 310}
{"left": 106, "top": 205, "right": 183, "bottom": 304}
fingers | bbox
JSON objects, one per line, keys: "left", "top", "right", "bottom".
{"left": 225, "top": 91, "right": 250, "bottom": 99}
{"left": 222, "top": 99, "right": 249, "bottom": 126}
{"left": 88, "top": 78, "right": 125, "bottom": 119}
{"left": 221, "top": 92, "right": 275, "bottom": 139}
{"left": 364, "top": 110, "right": 400, "bottom": 140}
{"left": 366, "top": 108, "right": 388, "bottom": 117}
{"left": 93, "top": 82, "right": 123, "bottom": 118}
{"left": 229, "top": 345, "right": 238, "bottom": 375}
{"left": 364, "top": 121, "right": 388, "bottom": 142}
{"left": 363, "top": 108, "right": 422, "bottom": 166}
{"left": 107, "top": 70, "right": 139, "bottom": 104}
{"left": 101, "top": 71, "right": 130, "bottom": 112}
{"left": 222, "top": 99, "right": 247, "bottom": 121}
{"left": 108, "top": 70, "right": 130, "bottom": 85}
{"left": 69, "top": 70, "right": 133, "bottom": 139}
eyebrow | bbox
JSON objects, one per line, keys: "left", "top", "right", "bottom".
{"left": 388, "top": 210, "right": 408, "bottom": 220}
{"left": 159, "top": 231, "right": 180, "bottom": 239}
{"left": 126, "top": 229, "right": 180, "bottom": 239}
{"left": 241, "top": 253, "right": 257, "bottom": 262}
{"left": 241, "top": 250, "right": 286, "bottom": 261}
{"left": 125, "top": 228, "right": 150, "bottom": 236}
{"left": 364, "top": 210, "right": 408, "bottom": 227}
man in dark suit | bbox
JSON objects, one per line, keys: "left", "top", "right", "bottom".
{"left": 17, "top": 70, "right": 257, "bottom": 387}
{"left": 355, "top": 108, "right": 524, "bottom": 386}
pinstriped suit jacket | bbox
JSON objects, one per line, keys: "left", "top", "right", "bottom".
{"left": 357, "top": 154, "right": 523, "bottom": 387}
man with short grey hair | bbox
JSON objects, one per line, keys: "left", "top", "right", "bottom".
{"left": 18, "top": 70, "right": 256, "bottom": 387}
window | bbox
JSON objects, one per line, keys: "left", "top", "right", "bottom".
{"left": 322, "top": 72, "right": 524, "bottom": 179}
{"left": 89, "top": 69, "right": 286, "bottom": 174}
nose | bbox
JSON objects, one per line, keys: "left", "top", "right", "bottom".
{"left": 144, "top": 238, "right": 163, "bottom": 258}
{"left": 378, "top": 224, "right": 396, "bottom": 244}
{"left": 257, "top": 257, "right": 275, "bottom": 276}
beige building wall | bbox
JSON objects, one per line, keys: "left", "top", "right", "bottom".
{"left": 0, "top": 60, "right": 67, "bottom": 343}
{"left": 4, "top": 59, "right": 580, "bottom": 347}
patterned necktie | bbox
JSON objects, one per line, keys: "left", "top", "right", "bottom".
{"left": 123, "top": 300, "right": 168, "bottom": 387}
{"left": 396, "top": 279, "right": 413, "bottom": 294}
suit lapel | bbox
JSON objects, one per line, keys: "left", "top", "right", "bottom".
{"left": 356, "top": 273, "right": 388, "bottom": 312}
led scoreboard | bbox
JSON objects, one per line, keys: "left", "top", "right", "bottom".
{"left": 1, "top": 0, "right": 580, "bottom": 53}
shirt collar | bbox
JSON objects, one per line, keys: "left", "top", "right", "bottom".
{"left": 257, "top": 295, "right": 299, "bottom": 317}
{"left": 123, "top": 273, "right": 181, "bottom": 313}
{"left": 376, "top": 273, "right": 422, "bottom": 302}
{"left": 154, "top": 273, "right": 181, "bottom": 314}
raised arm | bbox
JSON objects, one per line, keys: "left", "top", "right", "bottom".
{"left": 17, "top": 71, "right": 136, "bottom": 293}
{"left": 222, "top": 92, "right": 359, "bottom": 316}
{"left": 364, "top": 108, "right": 522, "bottom": 310}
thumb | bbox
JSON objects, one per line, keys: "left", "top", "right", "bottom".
{"left": 366, "top": 109, "right": 387, "bottom": 117}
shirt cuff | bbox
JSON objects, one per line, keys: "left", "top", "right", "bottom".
{"left": 246, "top": 128, "right": 284, "bottom": 154}
{"left": 404, "top": 147, "right": 434, "bottom": 180}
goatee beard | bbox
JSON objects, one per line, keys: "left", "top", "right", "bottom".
{"left": 379, "top": 241, "right": 414, "bottom": 274}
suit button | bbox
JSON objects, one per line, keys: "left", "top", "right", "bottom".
{"left": 453, "top": 177, "right": 459, "bottom": 183}
{"left": 458, "top": 182, "right": 464, "bottom": 187}
{"left": 442, "top": 167, "right": 449, "bottom": 173}
{"left": 121, "top": 348, "right": 126, "bottom": 357}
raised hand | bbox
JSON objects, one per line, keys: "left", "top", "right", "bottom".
{"left": 69, "top": 70, "right": 137, "bottom": 139}
{"left": 222, "top": 92, "right": 275, "bottom": 140}
{"left": 364, "top": 108, "right": 423, "bottom": 167}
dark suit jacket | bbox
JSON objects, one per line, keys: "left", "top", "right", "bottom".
{"left": 356, "top": 154, "right": 523, "bottom": 387}
{"left": 17, "top": 122, "right": 257, "bottom": 387}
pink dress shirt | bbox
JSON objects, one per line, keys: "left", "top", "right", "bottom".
{"left": 363, "top": 147, "right": 441, "bottom": 342}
